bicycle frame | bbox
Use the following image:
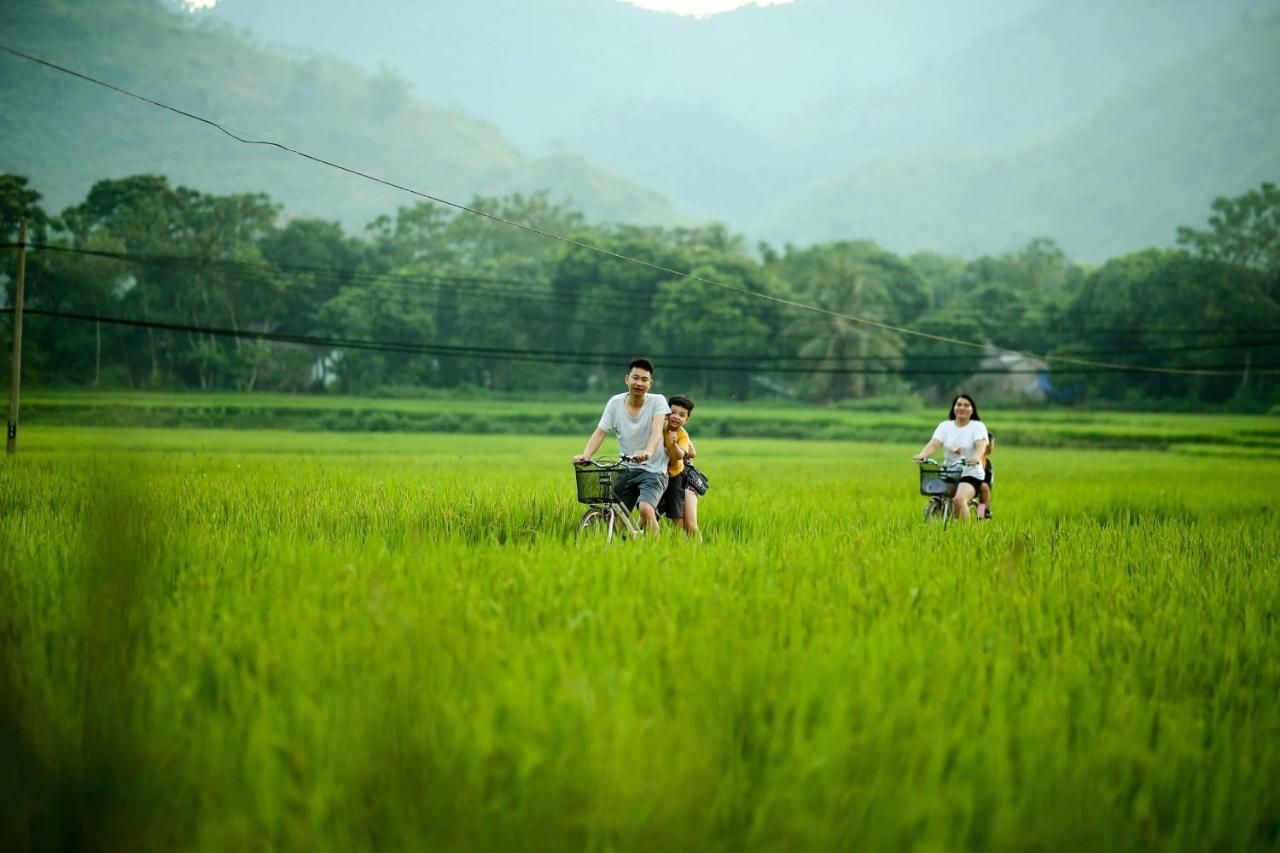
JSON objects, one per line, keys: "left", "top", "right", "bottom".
{"left": 919, "top": 459, "right": 980, "bottom": 527}
{"left": 579, "top": 499, "right": 643, "bottom": 542}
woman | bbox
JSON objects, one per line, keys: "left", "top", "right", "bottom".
{"left": 913, "top": 394, "right": 989, "bottom": 522}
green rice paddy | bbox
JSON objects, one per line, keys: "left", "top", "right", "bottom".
{"left": 2, "top": 416, "right": 1278, "bottom": 850}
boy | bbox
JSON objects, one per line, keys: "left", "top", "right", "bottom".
{"left": 573, "top": 358, "right": 670, "bottom": 536}
{"left": 658, "top": 395, "right": 696, "bottom": 536}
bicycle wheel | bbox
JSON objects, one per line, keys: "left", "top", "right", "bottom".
{"left": 580, "top": 506, "right": 616, "bottom": 542}
{"left": 923, "top": 499, "right": 948, "bottom": 524}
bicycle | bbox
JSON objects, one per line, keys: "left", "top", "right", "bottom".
{"left": 574, "top": 456, "right": 643, "bottom": 542}
{"left": 917, "top": 459, "right": 980, "bottom": 526}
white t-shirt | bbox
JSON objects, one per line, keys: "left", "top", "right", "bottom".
{"left": 931, "top": 419, "right": 989, "bottom": 480}
{"left": 598, "top": 393, "right": 671, "bottom": 475}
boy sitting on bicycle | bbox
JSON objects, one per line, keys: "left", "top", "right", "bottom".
{"left": 573, "top": 358, "right": 671, "bottom": 536}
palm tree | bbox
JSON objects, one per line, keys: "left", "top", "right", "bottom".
{"left": 785, "top": 252, "right": 903, "bottom": 400}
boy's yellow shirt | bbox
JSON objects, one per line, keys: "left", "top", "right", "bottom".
{"left": 668, "top": 426, "right": 691, "bottom": 476}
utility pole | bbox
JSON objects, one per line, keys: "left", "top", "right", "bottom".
{"left": 7, "top": 218, "right": 27, "bottom": 456}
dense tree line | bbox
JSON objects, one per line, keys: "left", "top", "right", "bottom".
{"left": 2, "top": 173, "right": 1278, "bottom": 408}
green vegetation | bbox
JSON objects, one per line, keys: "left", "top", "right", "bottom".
{"left": 17, "top": 390, "right": 1280, "bottom": 454}
{"left": 2, "top": 426, "right": 1278, "bottom": 850}
{"left": 2, "top": 174, "right": 1278, "bottom": 409}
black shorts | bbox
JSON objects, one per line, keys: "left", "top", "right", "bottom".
{"left": 658, "top": 471, "right": 687, "bottom": 519}
{"left": 958, "top": 475, "right": 984, "bottom": 491}
{"left": 983, "top": 461, "right": 993, "bottom": 488}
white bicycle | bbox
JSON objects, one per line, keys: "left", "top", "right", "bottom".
{"left": 574, "top": 456, "right": 643, "bottom": 543}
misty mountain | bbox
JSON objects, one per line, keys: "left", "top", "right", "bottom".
{"left": 201, "top": 0, "right": 1041, "bottom": 220}
{"left": 758, "top": 9, "right": 1280, "bottom": 259}
{"left": 202, "top": 0, "right": 1280, "bottom": 259}
{"left": 0, "top": 0, "right": 680, "bottom": 228}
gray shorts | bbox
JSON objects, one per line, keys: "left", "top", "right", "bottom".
{"left": 613, "top": 466, "right": 668, "bottom": 511}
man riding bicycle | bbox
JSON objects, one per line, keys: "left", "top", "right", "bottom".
{"left": 573, "top": 358, "right": 671, "bottom": 537}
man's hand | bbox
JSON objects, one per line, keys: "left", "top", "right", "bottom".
{"left": 573, "top": 453, "right": 590, "bottom": 464}
{"left": 631, "top": 450, "right": 650, "bottom": 463}
{"left": 912, "top": 453, "right": 926, "bottom": 462}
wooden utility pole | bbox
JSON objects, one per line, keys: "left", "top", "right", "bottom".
{"left": 7, "top": 218, "right": 27, "bottom": 456}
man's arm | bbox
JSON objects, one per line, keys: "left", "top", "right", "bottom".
{"left": 643, "top": 413, "right": 666, "bottom": 459}
{"left": 574, "top": 428, "right": 608, "bottom": 464}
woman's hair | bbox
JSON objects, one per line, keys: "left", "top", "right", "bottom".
{"left": 948, "top": 393, "right": 981, "bottom": 422}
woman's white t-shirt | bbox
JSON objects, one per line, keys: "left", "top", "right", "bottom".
{"left": 931, "top": 419, "right": 989, "bottom": 480}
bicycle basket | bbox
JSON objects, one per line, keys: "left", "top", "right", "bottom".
{"left": 575, "top": 461, "right": 619, "bottom": 504}
{"left": 918, "top": 460, "right": 965, "bottom": 496}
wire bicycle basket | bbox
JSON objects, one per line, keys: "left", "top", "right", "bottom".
{"left": 574, "top": 459, "right": 622, "bottom": 504}
{"left": 918, "top": 459, "right": 965, "bottom": 496}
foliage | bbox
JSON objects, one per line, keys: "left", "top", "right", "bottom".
{"left": 3, "top": 171, "right": 1278, "bottom": 408}
{"left": 1177, "top": 180, "right": 1280, "bottom": 280}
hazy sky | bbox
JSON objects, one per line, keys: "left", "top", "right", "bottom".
{"left": 181, "top": 1, "right": 797, "bottom": 16}
{"left": 621, "top": 0, "right": 795, "bottom": 15}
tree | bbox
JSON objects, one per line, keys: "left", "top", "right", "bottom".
{"left": 1177, "top": 181, "right": 1280, "bottom": 278}
{"left": 771, "top": 243, "right": 911, "bottom": 400}
{"left": 0, "top": 173, "right": 49, "bottom": 242}
{"left": 1062, "top": 249, "right": 1280, "bottom": 405}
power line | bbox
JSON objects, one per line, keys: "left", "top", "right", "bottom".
{"left": 0, "top": 44, "right": 1254, "bottom": 379}
{"left": 7, "top": 308, "right": 1279, "bottom": 377}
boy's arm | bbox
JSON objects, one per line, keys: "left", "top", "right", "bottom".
{"left": 574, "top": 428, "right": 608, "bottom": 463}
{"left": 663, "top": 426, "right": 683, "bottom": 461}
{"left": 685, "top": 438, "right": 696, "bottom": 460}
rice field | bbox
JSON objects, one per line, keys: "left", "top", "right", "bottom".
{"left": 2, "top": 423, "right": 1278, "bottom": 851}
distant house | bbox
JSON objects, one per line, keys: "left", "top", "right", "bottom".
{"left": 968, "top": 347, "right": 1050, "bottom": 401}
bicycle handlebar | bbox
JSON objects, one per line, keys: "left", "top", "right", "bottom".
{"left": 575, "top": 454, "right": 638, "bottom": 467}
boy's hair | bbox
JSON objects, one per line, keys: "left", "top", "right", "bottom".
{"left": 668, "top": 394, "right": 695, "bottom": 413}
{"left": 628, "top": 357, "right": 654, "bottom": 375}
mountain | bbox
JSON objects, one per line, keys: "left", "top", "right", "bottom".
{"left": 4, "top": 0, "right": 1275, "bottom": 259}
{"left": 0, "top": 0, "right": 681, "bottom": 228}
{"left": 200, "top": 0, "right": 1041, "bottom": 220}
{"left": 755, "top": 10, "right": 1280, "bottom": 260}
{"left": 200, "top": 0, "right": 1280, "bottom": 259}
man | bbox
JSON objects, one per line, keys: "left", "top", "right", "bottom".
{"left": 573, "top": 358, "right": 670, "bottom": 536}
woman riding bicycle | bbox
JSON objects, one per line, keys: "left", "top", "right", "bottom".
{"left": 912, "top": 393, "right": 989, "bottom": 522}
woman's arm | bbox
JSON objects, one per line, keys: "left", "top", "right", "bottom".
{"left": 969, "top": 438, "right": 988, "bottom": 466}
{"left": 913, "top": 438, "right": 942, "bottom": 461}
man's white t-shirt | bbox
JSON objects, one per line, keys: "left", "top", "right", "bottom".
{"left": 598, "top": 393, "right": 671, "bottom": 475}
{"left": 931, "top": 419, "right": 989, "bottom": 480}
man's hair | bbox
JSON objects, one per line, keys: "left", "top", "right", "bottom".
{"left": 668, "top": 394, "right": 695, "bottom": 413}
{"left": 628, "top": 357, "right": 654, "bottom": 375}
